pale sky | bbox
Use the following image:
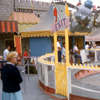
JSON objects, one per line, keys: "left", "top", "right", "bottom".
{"left": 35, "top": 0, "right": 100, "bottom": 7}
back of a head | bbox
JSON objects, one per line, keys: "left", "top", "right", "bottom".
{"left": 25, "top": 49, "right": 28, "bottom": 52}
{"left": 7, "top": 52, "right": 17, "bottom": 62}
{"left": 6, "top": 45, "right": 10, "bottom": 49}
{"left": 75, "top": 42, "right": 78, "bottom": 45}
{"left": 57, "top": 38, "right": 61, "bottom": 42}
{"left": 13, "top": 47, "right": 16, "bottom": 51}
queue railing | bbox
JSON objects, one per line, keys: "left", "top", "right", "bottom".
{"left": 38, "top": 53, "right": 100, "bottom": 100}
{"left": 38, "top": 53, "right": 55, "bottom": 89}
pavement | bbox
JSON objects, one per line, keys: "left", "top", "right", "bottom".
{"left": 0, "top": 75, "right": 53, "bottom": 100}
{"left": 1, "top": 68, "right": 100, "bottom": 100}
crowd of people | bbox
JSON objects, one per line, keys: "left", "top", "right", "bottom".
{"left": 57, "top": 38, "right": 83, "bottom": 64}
{"left": 85, "top": 43, "right": 100, "bottom": 61}
{"left": 85, "top": 43, "right": 100, "bottom": 50}
{"left": 0, "top": 45, "right": 31, "bottom": 100}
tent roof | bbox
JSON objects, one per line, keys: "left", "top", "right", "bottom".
{"left": 23, "top": 5, "right": 54, "bottom": 32}
{"left": 85, "top": 34, "right": 100, "bottom": 42}
{"left": 21, "top": 3, "right": 91, "bottom": 38}
{"left": 85, "top": 27, "right": 100, "bottom": 41}
{"left": 7, "top": 12, "right": 40, "bottom": 24}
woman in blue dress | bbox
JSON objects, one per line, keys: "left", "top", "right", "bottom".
{"left": 1, "top": 52, "right": 23, "bottom": 100}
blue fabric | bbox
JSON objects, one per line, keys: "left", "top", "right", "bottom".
{"left": 84, "top": 0, "right": 93, "bottom": 9}
{"left": 30, "top": 37, "right": 52, "bottom": 56}
{"left": 58, "top": 51, "right": 61, "bottom": 62}
{"left": 2, "top": 91, "right": 23, "bottom": 100}
{"left": 74, "top": 53, "right": 82, "bottom": 64}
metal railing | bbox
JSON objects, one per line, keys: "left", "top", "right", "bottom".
{"left": 38, "top": 53, "right": 55, "bottom": 88}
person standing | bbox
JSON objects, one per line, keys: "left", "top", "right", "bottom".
{"left": 85, "top": 42, "right": 89, "bottom": 56}
{"left": 57, "top": 38, "right": 62, "bottom": 62}
{"left": 23, "top": 49, "right": 29, "bottom": 57}
{"left": 23, "top": 49, "right": 30, "bottom": 73}
{"left": 73, "top": 42, "right": 83, "bottom": 64}
{"left": 85, "top": 42, "right": 89, "bottom": 50}
{"left": 1, "top": 52, "right": 23, "bottom": 100}
{"left": 62, "top": 43, "right": 66, "bottom": 62}
{"left": 13, "top": 47, "right": 18, "bottom": 55}
{"left": 3, "top": 46, "right": 10, "bottom": 62}
{"left": 62, "top": 43, "right": 66, "bottom": 57}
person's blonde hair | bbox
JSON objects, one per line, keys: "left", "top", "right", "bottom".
{"left": 7, "top": 52, "right": 18, "bottom": 62}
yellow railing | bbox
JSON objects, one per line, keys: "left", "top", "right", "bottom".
{"left": 55, "top": 63, "right": 68, "bottom": 96}
{"left": 38, "top": 53, "right": 100, "bottom": 98}
{"left": 38, "top": 53, "right": 55, "bottom": 65}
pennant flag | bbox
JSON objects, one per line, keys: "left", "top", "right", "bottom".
{"left": 54, "top": 8, "right": 57, "bottom": 23}
{"left": 65, "top": 3, "right": 69, "bottom": 17}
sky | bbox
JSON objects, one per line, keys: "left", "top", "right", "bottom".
{"left": 34, "top": 0, "right": 100, "bottom": 7}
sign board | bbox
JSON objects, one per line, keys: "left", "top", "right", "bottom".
{"left": 51, "top": 17, "right": 70, "bottom": 33}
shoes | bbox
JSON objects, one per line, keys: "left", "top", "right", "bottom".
{"left": 80, "top": 62, "right": 84, "bottom": 65}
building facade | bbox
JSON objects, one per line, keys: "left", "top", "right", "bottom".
{"left": 0, "top": 0, "right": 50, "bottom": 55}
{"left": 0, "top": 0, "right": 50, "bottom": 20}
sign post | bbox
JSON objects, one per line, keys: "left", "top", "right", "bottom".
{"left": 65, "top": 2, "right": 70, "bottom": 97}
{"left": 54, "top": 32, "right": 58, "bottom": 63}
{"left": 52, "top": 4, "right": 70, "bottom": 97}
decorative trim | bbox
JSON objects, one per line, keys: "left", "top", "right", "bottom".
{"left": 75, "top": 70, "right": 100, "bottom": 80}
{"left": 69, "top": 94, "right": 98, "bottom": 100}
{"left": 39, "top": 80, "right": 55, "bottom": 95}
{"left": 39, "top": 80, "right": 98, "bottom": 100}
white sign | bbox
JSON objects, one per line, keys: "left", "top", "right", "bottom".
{"left": 51, "top": 17, "right": 70, "bottom": 33}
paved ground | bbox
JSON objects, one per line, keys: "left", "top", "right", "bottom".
{"left": 0, "top": 75, "right": 52, "bottom": 100}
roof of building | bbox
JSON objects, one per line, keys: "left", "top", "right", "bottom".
{"left": 21, "top": 3, "right": 91, "bottom": 38}
{"left": 7, "top": 12, "right": 41, "bottom": 24}
{"left": 0, "top": 21, "right": 18, "bottom": 33}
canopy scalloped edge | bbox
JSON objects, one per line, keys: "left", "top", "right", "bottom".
{"left": 21, "top": 30, "right": 91, "bottom": 38}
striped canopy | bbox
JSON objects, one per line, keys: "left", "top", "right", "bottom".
{"left": 0, "top": 21, "right": 18, "bottom": 33}
{"left": 7, "top": 12, "right": 40, "bottom": 24}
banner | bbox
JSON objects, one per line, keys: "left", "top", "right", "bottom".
{"left": 14, "top": 36, "right": 22, "bottom": 55}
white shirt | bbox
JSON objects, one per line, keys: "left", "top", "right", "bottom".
{"left": 62, "top": 47, "right": 66, "bottom": 56}
{"left": 73, "top": 46, "right": 78, "bottom": 53}
{"left": 85, "top": 44, "right": 89, "bottom": 50}
{"left": 3, "top": 49, "right": 9, "bottom": 61}
{"left": 7, "top": 62, "right": 14, "bottom": 66}
{"left": 57, "top": 42, "right": 61, "bottom": 51}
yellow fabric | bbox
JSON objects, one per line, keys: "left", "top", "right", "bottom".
{"left": 18, "top": 24, "right": 34, "bottom": 32}
{"left": 65, "top": 4, "right": 69, "bottom": 17}
{"left": 21, "top": 30, "right": 91, "bottom": 38}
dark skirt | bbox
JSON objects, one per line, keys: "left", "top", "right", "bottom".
{"left": 58, "top": 51, "right": 61, "bottom": 62}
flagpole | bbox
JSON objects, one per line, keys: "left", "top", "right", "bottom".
{"left": 53, "top": 5, "right": 58, "bottom": 94}
{"left": 65, "top": 28, "right": 69, "bottom": 66}
{"left": 54, "top": 32, "right": 58, "bottom": 64}
{"left": 53, "top": 7, "right": 58, "bottom": 64}
{"left": 65, "top": 1, "right": 70, "bottom": 98}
